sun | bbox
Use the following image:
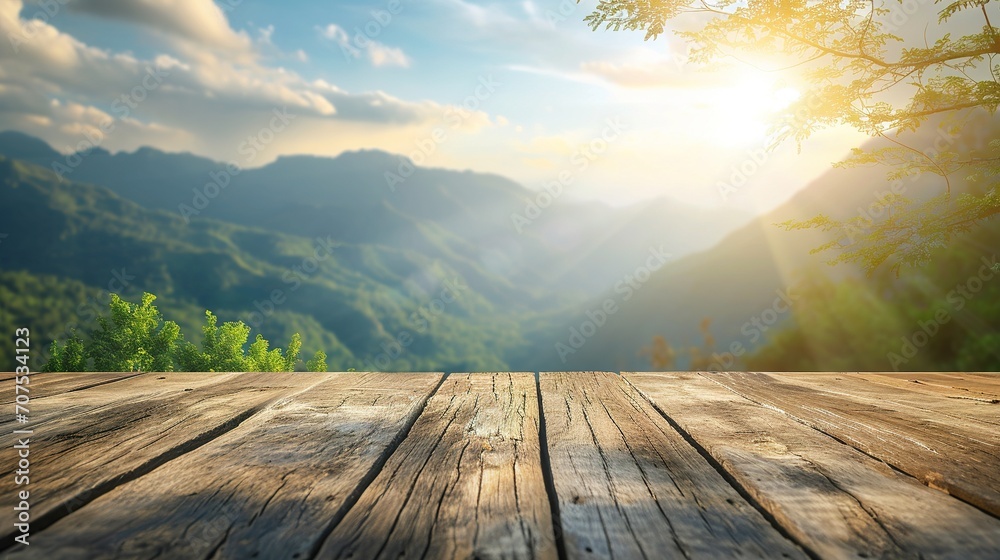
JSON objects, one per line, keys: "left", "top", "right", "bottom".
{"left": 698, "top": 71, "right": 802, "bottom": 146}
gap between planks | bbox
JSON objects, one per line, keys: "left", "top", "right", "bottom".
{"left": 0, "top": 372, "right": 343, "bottom": 551}
{"left": 5, "top": 371, "right": 999, "bottom": 560}
{"left": 699, "top": 372, "right": 1000, "bottom": 519}
{"left": 625, "top": 372, "right": 1000, "bottom": 559}
{"left": 4, "top": 372, "right": 447, "bottom": 560}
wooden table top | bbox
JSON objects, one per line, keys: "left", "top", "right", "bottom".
{"left": 2, "top": 371, "right": 999, "bottom": 559}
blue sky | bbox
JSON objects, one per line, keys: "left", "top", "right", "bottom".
{"left": 5, "top": 0, "right": 949, "bottom": 211}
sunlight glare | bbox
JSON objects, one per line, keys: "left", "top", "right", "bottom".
{"left": 699, "top": 71, "right": 801, "bottom": 146}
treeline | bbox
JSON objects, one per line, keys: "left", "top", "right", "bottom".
{"left": 745, "top": 260, "right": 1000, "bottom": 371}
{"left": 641, "top": 231, "right": 1000, "bottom": 372}
{"left": 44, "top": 292, "right": 327, "bottom": 372}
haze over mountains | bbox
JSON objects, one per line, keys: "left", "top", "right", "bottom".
{"left": 0, "top": 124, "right": 991, "bottom": 371}
{"left": 0, "top": 130, "right": 751, "bottom": 297}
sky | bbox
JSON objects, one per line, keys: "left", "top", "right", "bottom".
{"left": 0, "top": 0, "right": 958, "bottom": 213}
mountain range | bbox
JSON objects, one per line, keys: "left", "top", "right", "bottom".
{"left": 0, "top": 123, "right": 993, "bottom": 371}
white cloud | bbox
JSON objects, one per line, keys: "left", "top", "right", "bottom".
{"left": 69, "top": 0, "right": 253, "bottom": 58}
{"left": 368, "top": 43, "right": 410, "bottom": 68}
{"left": 319, "top": 23, "right": 351, "bottom": 45}
{"left": 257, "top": 25, "right": 275, "bottom": 46}
{"left": 0, "top": 0, "right": 498, "bottom": 168}
{"left": 580, "top": 59, "right": 684, "bottom": 89}
{"left": 318, "top": 23, "right": 411, "bottom": 68}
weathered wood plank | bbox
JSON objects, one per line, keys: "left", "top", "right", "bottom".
{"left": 2, "top": 372, "right": 142, "bottom": 404}
{"left": 627, "top": 372, "right": 1000, "bottom": 559}
{"left": 858, "top": 373, "right": 1000, "bottom": 403}
{"left": 708, "top": 372, "right": 1000, "bottom": 517}
{"left": 774, "top": 373, "right": 1000, "bottom": 428}
{"left": 0, "top": 372, "right": 241, "bottom": 432}
{"left": 316, "top": 372, "right": 557, "bottom": 560}
{"left": 880, "top": 372, "right": 1000, "bottom": 387}
{"left": 0, "top": 372, "right": 330, "bottom": 546}
{"left": 4, "top": 373, "right": 443, "bottom": 560}
{"left": 541, "top": 371, "right": 805, "bottom": 559}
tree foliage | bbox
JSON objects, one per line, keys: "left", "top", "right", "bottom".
{"left": 176, "top": 311, "right": 251, "bottom": 372}
{"left": 640, "top": 335, "right": 677, "bottom": 369}
{"left": 306, "top": 350, "right": 328, "bottom": 372}
{"left": 744, "top": 260, "right": 1000, "bottom": 371}
{"left": 583, "top": 0, "right": 1000, "bottom": 273}
{"left": 87, "top": 293, "right": 180, "bottom": 372}
{"left": 44, "top": 330, "right": 87, "bottom": 372}
{"left": 43, "top": 292, "right": 324, "bottom": 372}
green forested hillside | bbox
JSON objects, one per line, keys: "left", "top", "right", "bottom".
{"left": 0, "top": 131, "right": 749, "bottom": 301}
{"left": 2, "top": 126, "right": 997, "bottom": 373}
{"left": 514, "top": 118, "right": 1000, "bottom": 372}
{"left": 0, "top": 156, "right": 527, "bottom": 371}
{"left": 747, "top": 223, "right": 1000, "bottom": 371}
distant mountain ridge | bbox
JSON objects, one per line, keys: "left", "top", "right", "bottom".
{"left": 3, "top": 122, "right": 992, "bottom": 372}
{"left": 0, "top": 131, "right": 751, "bottom": 370}
{"left": 0, "top": 155, "right": 526, "bottom": 370}
{"left": 0, "top": 131, "right": 751, "bottom": 299}
{"left": 516, "top": 116, "right": 1000, "bottom": 371}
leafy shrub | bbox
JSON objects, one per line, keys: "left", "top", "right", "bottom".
{"left": 43, "top": 292, "right": 326, "bottom": 372}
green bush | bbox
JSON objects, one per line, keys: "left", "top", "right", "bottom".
{"left": 306, "top": 350, "right": 327, "bottom": 372}
{"left": 43, "top": 292, "right": 326, "bottom": 372}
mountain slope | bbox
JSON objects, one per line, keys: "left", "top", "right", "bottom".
{"left": 0, "top": 156, "right": 528, "bottom": 371}
{"left": 520, "top": 119, "right": 1000, "bottom": 371}
{"left": 0, "top": 132, "right": 749, "bottom": 301}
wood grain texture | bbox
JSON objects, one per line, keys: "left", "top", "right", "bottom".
{"left": 0, "top": 372, "right": 241, "bottom": 432}
{"left": 0, "top": 372, "right": 327, "bottom": 546}
{"left": 316, "top": 372, "right": 557, "bottom": 560}
{"left": 627, "top": 372, "right": 1000, "bottom": 559}
{"left": 708, "top": 372, "right": 1000, "bottom": 517}
{"left": 2, "top": 372, "right": 142, "bottom": 405}
{"left": 4, "top": 373, "right": 443, "bottom": 560}
{"left": 2, "top": 371, "right": 998, "bottom": 559}
{"left": 540, "top": 371, "right": 805, "bottom": 559}
{"left": 858, "top": 373, "right": 1000, "bottom": 404}
{"left": 775, "top": 373, "right": 1000, "bottom": 427}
